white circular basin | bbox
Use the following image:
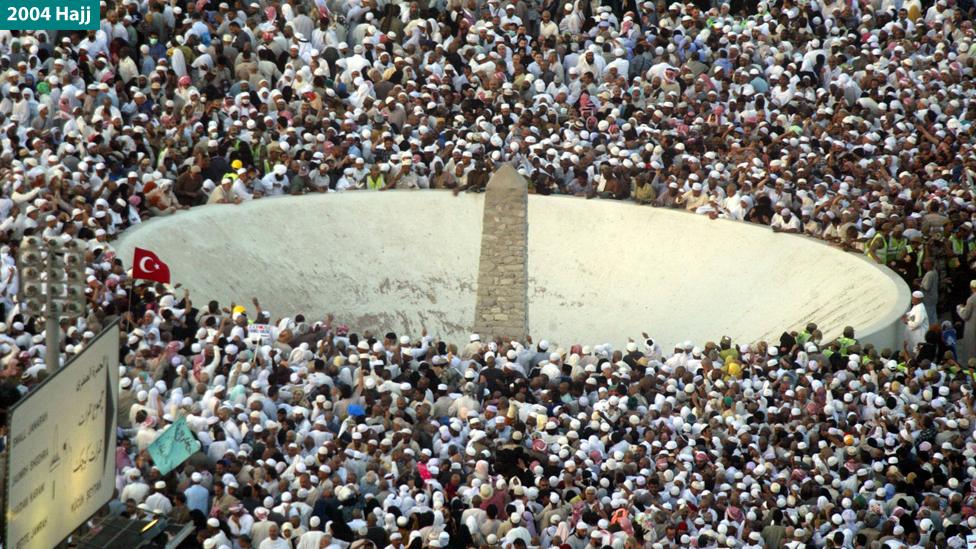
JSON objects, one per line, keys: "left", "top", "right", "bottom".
{"left": 115, "top": 191, "right": 910, "bottom": 350}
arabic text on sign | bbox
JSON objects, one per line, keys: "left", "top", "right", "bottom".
{"left": 76, "top": 392, "right": 106, "bottom": 427}
{"left": 74, "top": 359, "right": 105, "bottom": 392}
{"left": 72, "top": 439, "right": 102, "bottom": 474}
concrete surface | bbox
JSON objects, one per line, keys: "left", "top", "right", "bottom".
{"left": 473, "top": 164, "right": 529, "bottom": 341}
{"left": 115, "top": 191, "right": 910, "bottom": 351}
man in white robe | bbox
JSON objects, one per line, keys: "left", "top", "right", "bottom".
{"left": 903, "top": 291, "right": 929, "bottom": 352}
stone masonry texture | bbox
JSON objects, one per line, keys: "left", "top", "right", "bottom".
{"left": 472, "top": 164, "right": 529, "bottom": 341}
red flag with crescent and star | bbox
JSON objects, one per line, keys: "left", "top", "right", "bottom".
{"left": 132, "top": 247, "right": 171, "bottom": 284}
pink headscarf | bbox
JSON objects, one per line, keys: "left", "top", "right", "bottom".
{"left": 474, "top": 460, "right": 490, "bottom": 480}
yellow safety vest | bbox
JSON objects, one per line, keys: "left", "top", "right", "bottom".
{"left": 951, "top": 236, "right": 967, "bottom": 255}
{"left": 888, "top": 236, "right": 908, "bottom": 261}
{"left": 867, "top": 234, "right": 888, "bottom": 263}
{"left": 838, "top": 337, "right": 857, "bottom": 356}
{"left": 949, "top": 236, "right": 969, "bottom": 269}
{"left": 366, "top": 174, "right": 385, "bottom": 190}
{"left": 869, "top": 234, "right": 907, "bottom": 264}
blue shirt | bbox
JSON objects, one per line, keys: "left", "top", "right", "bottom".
{"left": 184, "top": 484, "right": 210, "bottom": 514}
{"left": 190, "top": 21, "right": 212, "bottom": 47}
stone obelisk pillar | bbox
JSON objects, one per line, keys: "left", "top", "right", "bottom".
{"left": 472, "top": 164, "right": 529, "bottom": 341}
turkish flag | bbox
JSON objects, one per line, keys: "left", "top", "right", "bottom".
{"left": 132, "top": 247, "right": 171, "bottom": 284}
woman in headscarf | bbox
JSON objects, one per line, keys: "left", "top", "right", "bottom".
{"left": 725, "top": 193, "right": 753, "bottom": 221}
{"left": 169, "top": 41, "right": 187, "bottom": 79}
{"left": 138, "top": 309, "right": 163, "bottom": 341}
{"left": 348, "top": 75, "right": 374, "bottom": 110}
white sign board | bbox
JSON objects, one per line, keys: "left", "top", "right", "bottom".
{"left": 5, "top": 322, "right": 119, "bottom": 549}
{"left": 248, "top": 323, "right": 273, "bottom": 344}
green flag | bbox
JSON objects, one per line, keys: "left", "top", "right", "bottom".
{"left": 147, "top": 417, "right": 201, "bottom": 475}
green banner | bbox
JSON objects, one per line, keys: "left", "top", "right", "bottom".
{"left": 0, "top": 0, "right": 98, "bottom": 30}
{"left": 147, "top": 417, "right": 201, "bottom": 476}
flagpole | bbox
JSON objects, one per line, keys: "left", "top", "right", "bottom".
{"left": 125, "top": 277, "right": 135, "bottom": 326}
{"left": 44, "top": 290, "right": 60, "bottom": 371}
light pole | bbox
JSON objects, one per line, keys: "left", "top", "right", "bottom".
{"left": 17, "top": 236, "right": 87, "bottom": 370}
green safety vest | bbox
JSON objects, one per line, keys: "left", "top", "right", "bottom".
{"left": 867, "top": 234, "right": 887, "bottom": 263}
{"left": 366, "top": 174, "right": 385, "bottom": 190}
{"left": 949, "top": 236, "right": 970, "bottom": 269}
{"left": 838, "top": 337, "right": 857, "bottom": 356}
{"left": 250, "top": 142, "right": 270, "bottom": 174}
{"left": 796, "top": 331, "right": 811, "bottom": 346}
{"left": 951, "top": 236, "right": 968, "bottom": 255}
{"left": 868, "top": 234, "right": 907, "bottom": 264}
{"left": 719, "top": 348, "right": 739, "bottom": 363}
{"left": 888, "top": 236, "right": 908, "bottom": 261}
